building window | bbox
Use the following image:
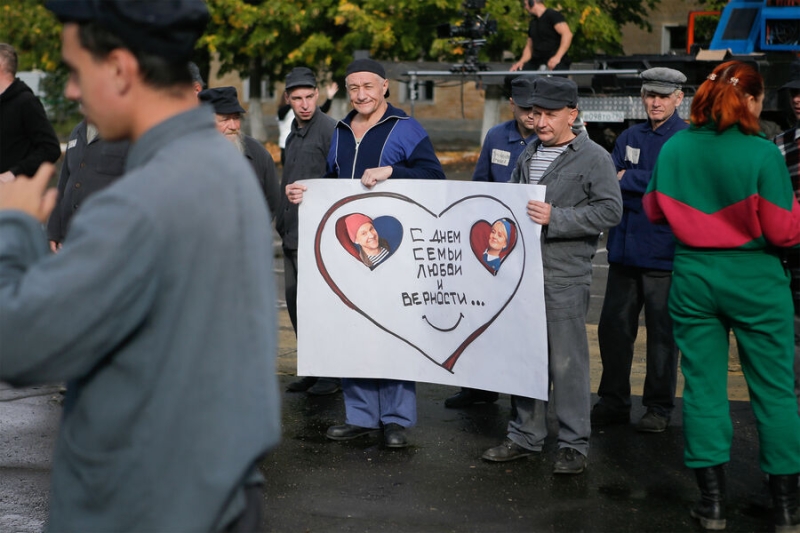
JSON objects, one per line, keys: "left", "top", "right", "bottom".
{"left": 664, "top": 25, "right": 688, "bottom": 54}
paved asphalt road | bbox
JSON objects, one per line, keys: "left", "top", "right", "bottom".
{"left": 1, "top": 232, "right": 767, "bottom": 533}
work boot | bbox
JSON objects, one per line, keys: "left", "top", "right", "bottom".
{"left": 769, "top": 474, "right": 800, "bottom": 533}
{"left": 444, "top": 388, "right": 499, "bottom": 408}
{"left": 307, "top": 377, "right": 341, "bottom": 396}
{"left": 286, "top": 376, "right": 318, "bottom": 392}
{"left": 690, "top": 465, "right": 726, "bottom": 530}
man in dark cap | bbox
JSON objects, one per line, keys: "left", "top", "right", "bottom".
{"left": 278, "top": 66, "right": 341, "bottom": 396}
{"left": 774, "top": 58, "right": 800, "bottom": 415}
{"left": 286, "top": 57, "right": 445, "bottom": 448}
{"left": 0, "top": 1, "right": 280, "bottom": 531}
{"left": 482, "top": 76, "right": 621, "bottom": 475}
{"left": 0, "top": 42, "right": 61, "bottom": 183}
{"left": 444, "top": 76, "right": 538, "bottom": 409}
{"left": 591, "top": 67, "right": 689, "bottom": 433}
{"left": 199, "top": 86, "right": 280, "bottom": 218}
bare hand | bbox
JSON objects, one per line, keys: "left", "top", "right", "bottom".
{"left": 361, "top": 166, "right": 392, "bottom": 189}
{"left": 0, "top": 163, "right": 58, "bottom": 223}
{"left": 617, "top": 169, "right": 625, "bottom": 180}
{"left": 326, "top": 82, "right": 339, "bottom": 100}
{"left": 527, "top": 199, "right": 551, "bottom": 226}
{"left": 285, "top": 183, "right": 307, "bottom": 204}
{"left": 509, "top": 61, "right": 524, "bottom": 72}
{"left": 49, "top": 240, "right": 62, "bottom": 253}
{"left": 546, "top": 57, "right": 560, "bottom": 70}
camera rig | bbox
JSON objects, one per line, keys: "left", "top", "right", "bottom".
{"left": 436, "top": 0, "right": 498, "bottom": 73}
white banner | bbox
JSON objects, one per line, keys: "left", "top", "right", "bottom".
{"left": 297, "top": 179, "right": 549, "bottom": 400}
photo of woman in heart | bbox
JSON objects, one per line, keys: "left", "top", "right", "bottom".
{"left": 471, "top": 218, "right": 517, "bottom": 275}
{"left": 336, "top": 213, "right": 403, "bottom": 270}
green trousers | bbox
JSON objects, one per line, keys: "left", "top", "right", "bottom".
{"left": 671, "top": 249, "right": 800, "bottom": 474}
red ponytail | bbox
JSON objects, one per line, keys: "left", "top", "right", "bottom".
{"left": 690, "top": 60, "right": 764, "bottom": 135}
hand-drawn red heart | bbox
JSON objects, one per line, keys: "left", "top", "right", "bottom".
{"left": 470, "top": 218, "right": 518, "bottom": 275}
{"left": 314, "top": 192, "right": 526, "bottom": 373}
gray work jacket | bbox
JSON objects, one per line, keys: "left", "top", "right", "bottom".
{"left": 510, "top": 129, "right": 622, "bottom": 285}
{"left": 0, "top": 107, "right": 281, "bottom": 532}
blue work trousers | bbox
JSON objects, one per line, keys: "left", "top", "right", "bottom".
{"left": 507, "top": 282, "right": 592, "bottom": 456}
{"left": 342, "top": 378, "right": 417, "bottom": 429}
{"left": 596, "top": 264, "right": 678, "bottom": 416}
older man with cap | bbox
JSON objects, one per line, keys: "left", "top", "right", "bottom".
{"left": 482, "top": 76, "right": 622, "bottom": 474}
{"left": 200, "top": 86, "right": 280, "bottom": 218}
{"left": 0, "top": 1, "right": 280, "bottom": 531}
{"left": 278, "top": 66, "right": 340, "bottom": 396}
{"left": 287, "top": 58, "right": 445, "bottom": 448}
{"left": 444, "top": 76, "right": 538, "bottom": 410}
{"left": 775, "top": 58, "right": 800, "bottom": 415}
{"left": 590, "top": 67, "right": 689, "bottom": 433}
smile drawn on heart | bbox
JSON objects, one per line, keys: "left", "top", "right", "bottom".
{"left": 314, "top": 192, "right": 526, "bottom": 373}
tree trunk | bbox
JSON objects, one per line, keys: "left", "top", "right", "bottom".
{"left": 480, "top": 84, "right": 504, "bottom": 148}
{"left": 247, "top": 59, "right": 267, "bottom": 142}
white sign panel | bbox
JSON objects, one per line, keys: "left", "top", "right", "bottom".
{"left": 297, "top": 179, "right": 548, "bottom": 400}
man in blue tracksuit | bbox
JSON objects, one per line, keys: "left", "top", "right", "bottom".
{"left": 591, "top": 68, "right": 689, "bottom": 432}
{"left": 445, "top": 76, "right": 538, "bottom": 409}
{"left": 286, "top": 58, "right": 444, "bottom": 448}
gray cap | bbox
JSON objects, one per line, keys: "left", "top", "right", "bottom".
{"left": 529, "top": 77, "right": 578, "bottom": 110}
{"left": 45, "top": 0, "right": 209, "bottom": 63}
{"left": 781, "top": 59, "right": 800, "bottom": 91}
{"left": 640, "top": 68, "right": 686, "bottom": 95}
{"left": 510, "top": 77, "right": 536, "bottom": 107}
{"left": 285, "top": 67, "right": 317, "bottom": 90}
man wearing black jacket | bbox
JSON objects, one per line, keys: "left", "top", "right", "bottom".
{"left": 0, "top": 43, "right": 61, "bottom": 183}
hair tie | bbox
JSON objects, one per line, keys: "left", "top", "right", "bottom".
{"left": 728, "top": 77, "right": 739, "bottom": 86}
{"left": 707, "top": 73, "right": 717, "bottom": 81}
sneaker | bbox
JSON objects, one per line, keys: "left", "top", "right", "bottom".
{"left": 553, "top": 447, "right": 586, "bottom": 475}
{"left": 636, "top": 410, "right": 670, "bottom": 433}
{"left": 482, "top": 439, "right": 537, "bottom": 462}
{"left": 590, "top": 402, "right": 629, "bottom": 427}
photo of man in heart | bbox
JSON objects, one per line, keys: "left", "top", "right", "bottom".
{"left": 471, "top": 218, "right": 517, "bottom": 275}
{"left": 336, "top": 213, "right": 402, "bottom": 270}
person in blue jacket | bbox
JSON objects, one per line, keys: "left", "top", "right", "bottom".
{"left": 286, "top": 58, "right": 444, "bottom": 448}
{"left": 591, "top": 68, "right": 689, "bottom": 433}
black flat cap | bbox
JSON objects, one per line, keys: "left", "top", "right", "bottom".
{"left": 781, "top": 59, "right": 800, "bottom": 91}
{"left": 640, "top": 67, "right": 686, "bottom": 95}
{"left": 346, "top": 58, "right": 386, "bottom": 79}
{"left": 285, "top": 67, "right": 317, "bottom": 90}
{"left": 198, "top": 87, "right": 246, "bottom": 115}
{"left": 46, "top": 0, "right": 209, "bottom": 63}
{"left": 530, "top": 77, "right": 578, "bottom": 109}
{"left": 511, "top": 77, "right": 536, "bottom": 107}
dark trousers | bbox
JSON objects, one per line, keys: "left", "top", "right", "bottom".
{"left": 597, "top": 264, "right": 678, "bottom": 416}
{"left": 523, "top": 55, "right": 571, "bottom": 71}
{"left": 284, "top": 247, "right": 298, "bottom": 333}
